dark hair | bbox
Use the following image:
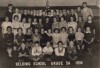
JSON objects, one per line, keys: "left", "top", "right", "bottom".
{"left": 60, "top": 17, "right": 64, "bottom": 21}
{"left": 82, "top": 2, "right": 87, "bottom": 6}
{"left": 13, "top": 15, "right": 19, "bottom": 19}
{"left": 26, "top": 28, "right": 31, "bottom": 33}
{"left": 58, "top": 41, "right": 63, "bottom": 45}
{"left": 17, "top": 28, "right": 23, "bottom": 32}
{"left": 53, "top": 28, "right": 60, "bottom": 33}
{"left": 7, "top": 26, "right": 12, "bottom": 31}
{"left": 34, "top": 41, "right": 39, "bottom": 44}
{"left": 69, "top": 16, "right": 75, "bottom": 22}
{"left": 61, "top": 27, "right": 66, "bottom": 31}
{"left": 68, "top": 27, "right": 74, "bottom": 33}
{"left": 8, "top": 4, "right": 13, "bottom": 7}
{"left": 47, "top": 29, "right": 52, "bottom": 33}
{"left": 78, "top": 16, "right": 83, "bottom": 21}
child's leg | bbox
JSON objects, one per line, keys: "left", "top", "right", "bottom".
{"left": 7, "top": 47, "right": 12, "bottom": 57}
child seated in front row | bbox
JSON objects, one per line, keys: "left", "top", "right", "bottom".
{"left": 18, "top": 43, "right": 29, "bottom": 61}
{"left": 29, "top": 41, "right": 44, "bottom": 61}
{"left": 43, "top": 41, "right": 53, "bottom": 61}
{"left": 67, "top": 41, "right": 78, "bottom": 62}
{"left": 54, "top": 41, "right": 66, "bottom": 61}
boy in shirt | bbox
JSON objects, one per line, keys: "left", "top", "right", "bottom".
{"left": 43, "top": 41, "right": 53, "bottom": 61}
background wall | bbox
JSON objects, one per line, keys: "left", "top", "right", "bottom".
{"left": 0, "top": 0, "right": 97, "bottom": 7}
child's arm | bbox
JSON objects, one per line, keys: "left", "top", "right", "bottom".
{"left": 89, "top": 38, "right": 94, "bottom": 44}
{"left": 84, "top": 39, "right": 89, "bottom": 44}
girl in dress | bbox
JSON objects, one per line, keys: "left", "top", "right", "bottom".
{"left": 52, "top": 18, "right": 59, "bottom": 31}
{"left": 4, "top": 26, "right": 14, "bottom": 57}
{"left": 24, "top": 28, "right": 33, "bottom": 50}
{"left": 32, "top": 28, "right": 41, "bottom": 43}
{"left": 59, "top": 17, "right": 68, "bottom": 29}
{"left": 52, "top": 28, "right": 61, "bottom": 48}
{"left": 77, "top": 16, "right": 84, "bottom": 32}
{"left": 75, "top": 28, "right": 84, "bottom": 53}
{"left": 20, "top": 18, "right": 29, "bottom": 34}
{"left": 54, "top": 41, "right": 66, "bottom": 61}
{"left": 12, "top": 8, "right": 21, "bottom": 22}
{"left": 68, "top": 16, "right": 77, "bottom": 32}
{"left": 84, "top": 27, "right": 94, "bottom": 55}
{"left": 31, "top": 18, "right": 38, "bottom": 33}
{"left": 1, "top": 17, "right": 12, "bottom": 37}
{"left": 12, "top": 15, "right": 21, "bottom": 35}
{"left": 68, "top": 27, "right": 75, "bottom": 42}
{"left": 60, "top": 27, "right": 68, "bottom": 48}
{"left": 84, "top": 15, "right": 95, "bottom": 35}
{"left": 15, "top": 28, "right": 24, "bottom": 50}
{"left": 70, "top": 9, "right": 78, "bottom": 22}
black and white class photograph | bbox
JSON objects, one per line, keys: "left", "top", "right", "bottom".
{"left": 0, "top": 0, "right": 100, "bottom": 68}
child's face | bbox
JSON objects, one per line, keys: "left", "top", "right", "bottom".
{"left": 46, "top": 18, "right": 49, "bottom": 22}
{"left": 59, "top": 10, "right": 62, "bottom": 14}
{"left": 18, "top": 29, "right": 22, "bottom": 34}
{"left": 35, "top": 43, "right": 39, "bottom": 47}
{"left": 47, "top": 42, "right": 50, "bottom": 46}
{"left": 39, "top": 19, "right": 42, "bottom": 22}
{"left": 22, "top": 18, "right": 26, "bottom": 22}
{"left": 24, "top": 10, "right": 27, "bottom": 14}
{"left": 55, "top": 30, "right": 59, "bottom": 33}
{"left": 61, "top": 17, "right": 64, "bottom": 21}
{"left": 67, "top": 10, "right": 70, "bottom": 14}
{"left": 30, "top": 10, "right": 33, "bottom": 14}
{"left": 5, "top": 17, "right": 9, "bottom": 21}
{"left": 83, "top": 4, "right": 87, "bottom": 8}
{"left": 28, "top": 18, "right": 32, "bottom": 23}
{"left": 28, "top": 29, "right": 31, "bottom": 33}
{"left": 34, "top": 18, "right": 37, "bottom": 22}
{"left": 88, "top": 16, "right": 92, "bottom": 20}
{"left": 15, "top": 8, "right": 19, "bottom": 13}
{"left": 77, "top": 28, "right": 81, "bottom": 32}
{"left": 62, "top": 28, "right": 66, "bottom": 32}
{"left": 77, "top": 7, "right": 81, "bottom": 11}
{"left": 8, "top": 6, "right": 13, "bottom": 10}
{"left": 7, "top": 28, "right": 12, "bottom": 33}
{"left": 53, "top": 18, "right": 57, "bottom": 22}
{"left": 70, "top": 17, "right": 74, "bottom": 21}
{"left": 58, "top": 43, "right": 62, "bottom": 47}
{"left": 14, "top": 17, "right": 19, "bottom": 21}
{"left": 69, "top": 28, "right": 73, "bottom": 32}
{"left": 48, "top": 29, "right": 52, "bottom": 33}
{"left": 78, "top": 17, "right": 82, "bottom": 21}
{"left": 71, "top": 9, "right": 74, "bottom": 13}
{"left": 27, "top": 10, "right": 30, "bottom": 14}
{"left": 41, "top": 29, "right": 44, "bottom": 33}
{"left": 35, "top": 29, "right": 39, "bottom": 33}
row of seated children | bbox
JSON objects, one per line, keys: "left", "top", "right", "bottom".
{"left": 3, "top": 25, "right": 94, "bottom": 61}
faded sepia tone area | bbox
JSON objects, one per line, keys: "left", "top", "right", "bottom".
{"left": 0, "top": 0, "right": 100, "bottom": 68}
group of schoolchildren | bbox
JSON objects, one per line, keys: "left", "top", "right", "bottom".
{"left": 1, "top": 2, "right": 95, "bottom": 62}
